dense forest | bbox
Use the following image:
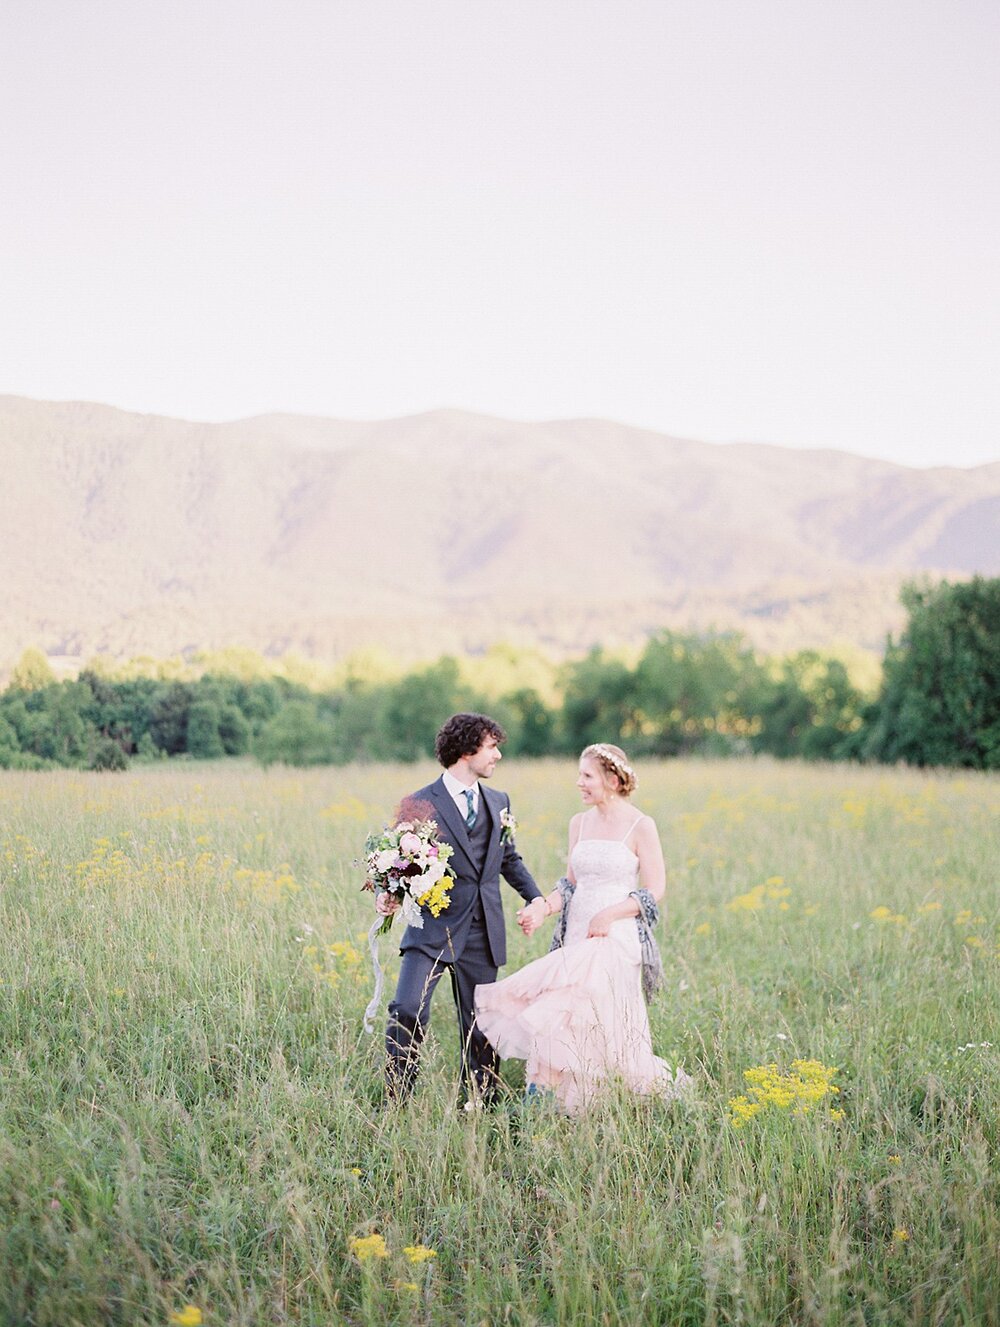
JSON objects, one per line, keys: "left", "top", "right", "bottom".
{"left": 2, "top": 579, "right": 997, "bottom": 771}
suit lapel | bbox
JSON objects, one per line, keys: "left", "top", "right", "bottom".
{"left": 480, "top": 786, "right": 503, "bottom": 876}
{"left": 429, "top": 777, "right": 476, "bottom": 872}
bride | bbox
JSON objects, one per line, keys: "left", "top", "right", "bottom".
{"left": 474, "top": 743, "right": 691, "bottom": 1113}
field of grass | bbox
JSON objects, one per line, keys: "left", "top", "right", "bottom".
{"left": 0, "top": 757, "right": 997, "bottom": 1326}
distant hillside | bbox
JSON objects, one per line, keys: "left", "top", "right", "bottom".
{"left": 1, "top": 395, "right": 997, "bottom": 667}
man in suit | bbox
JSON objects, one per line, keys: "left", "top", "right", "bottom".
{"left": 377, "top": 712, "right": 542, "bottom": 1105}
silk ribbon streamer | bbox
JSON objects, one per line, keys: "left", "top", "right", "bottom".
{"left": 363, "top": 915, "right": 389, "bottom": 1035}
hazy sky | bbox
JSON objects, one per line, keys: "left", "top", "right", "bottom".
{"left": 2, "top": 1, "right": 998, "bottom": 467}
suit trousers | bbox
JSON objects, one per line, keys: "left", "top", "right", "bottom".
{"left": 385, "top": 911, "right": 500, "bottom": 1103}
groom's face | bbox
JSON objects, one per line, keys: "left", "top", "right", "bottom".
{"left": 466, "top": 735, "right": 503, "bottom": 781}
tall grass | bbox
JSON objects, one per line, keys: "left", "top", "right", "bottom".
{"left": 0, "top": 758, "right": 997, "bottom": 1326}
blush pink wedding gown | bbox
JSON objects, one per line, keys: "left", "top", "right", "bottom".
{"left": 474, "top": 816, "right": 691, "bottom": 1114}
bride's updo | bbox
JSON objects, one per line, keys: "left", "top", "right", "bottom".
{"left": 581, "top": 743, "right": 637, "bottom": 797}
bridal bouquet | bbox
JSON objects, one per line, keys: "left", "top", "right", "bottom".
{"left": 361, "top": 804, "right": 455, "bottom": 1034}
{"left": 362, "top": 810, "right": 455, "bottom": 934}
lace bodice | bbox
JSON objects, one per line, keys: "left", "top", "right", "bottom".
{"left": 565, "top": 828, "right": 642, "bottom": 951}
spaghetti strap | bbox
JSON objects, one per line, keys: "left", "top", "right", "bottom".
{"left": 621, "top": 814, "right": 645, "bottom": 842}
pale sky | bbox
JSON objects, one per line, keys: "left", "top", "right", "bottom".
{"left": 2, "top": 1, "right": 998, "bottom": 468}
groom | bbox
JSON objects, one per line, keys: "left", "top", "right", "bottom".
{"left": 377, "top": 712, "right": 542, "bottom": 1105}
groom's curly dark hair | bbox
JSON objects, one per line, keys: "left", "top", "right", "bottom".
{"left": 435, "top": 712, "right": 507, "bottom": 768}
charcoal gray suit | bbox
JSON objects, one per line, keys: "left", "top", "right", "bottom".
{"left": 385, "top": 774, "right": 541, "bottom": 1102}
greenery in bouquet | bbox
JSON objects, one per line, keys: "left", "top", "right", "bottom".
{"left": 362, "top": 800, "right": 455, "bottom": 934}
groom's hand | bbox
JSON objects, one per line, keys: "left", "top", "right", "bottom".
{"left": 517, "top": 897, "right": 547, "bottom": 936}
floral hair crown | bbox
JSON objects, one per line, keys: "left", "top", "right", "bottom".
{"left": 589, "top": 743, "right": 636, "bottom": 783}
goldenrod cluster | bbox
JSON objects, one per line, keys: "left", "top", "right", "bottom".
{"left": 870, "top": 905, "right": 907, "bottom": 925}
{"left": 729, "top": 1058, "right": 840, "bottom": 1127}
{"left": 403, "top": 1245, "right": 438, "bottom": 1264}
{"left": 348, "top": 1233, "right": 388, "bottom": 1262}
{"left": 231, "top": 863, "right": 300, "bottom": 903}
{"left": 348, "top": 1234, "right": 437, "bottom": 1267}
{"left": 954, "top": 909, "right": 986, "bottom": 927}
{"left": 309, "top": 939, "right": 368, "bottom": 989}
{"left": 416, "top": 877, "right": 451, "bottom": 917}
{"left": 726, "top": 876, "right": 792, "bottom": 913}
{"left": 168, "top": 1308, "right": 204, "bottom": 1326}
{"left": 2, "top": 834, "right": 48, "bottom": 874}
{"left": 320, "top": 795, "right": 369, "bottom": 821}
{"left": 71, "top": 839, "right": 251, "bottom": 898}
{"left": 868, "top": 901, "right": 996, "bottom": 954}
{"left": 74, "top": 837, "right": 132, "bottom": 889}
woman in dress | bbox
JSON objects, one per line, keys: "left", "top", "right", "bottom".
{"left": 474, "top": 743, "right": 690, "bottom": 1114}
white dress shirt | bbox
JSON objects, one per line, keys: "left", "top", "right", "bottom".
{"left": 442, "top": 769, "right": 479, "bottom": 823}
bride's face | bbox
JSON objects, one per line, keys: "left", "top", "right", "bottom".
{"left": 577, "top": 757, "right": 614, "bottom": 804}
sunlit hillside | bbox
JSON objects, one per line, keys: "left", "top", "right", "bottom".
{"left": 2, "top": 395, "right": 998, "bottom": 667}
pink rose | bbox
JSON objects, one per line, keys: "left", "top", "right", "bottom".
{"left": 398, "top": 832, "right": 422, "bottom": 856}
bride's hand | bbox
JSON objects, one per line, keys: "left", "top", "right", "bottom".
{"left": 587, "top": 909, "right": 614, "bottom": 938}
{"left": 517, "top": 897, "right": 546, "bottom": 936}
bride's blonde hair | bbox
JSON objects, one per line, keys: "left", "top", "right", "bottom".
{"left": 581, "top": 743, "right": 637, "bottom": 797}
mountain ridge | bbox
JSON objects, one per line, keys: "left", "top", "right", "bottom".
{"left": 1, "top": 395, "right": 996, "bottom": 667}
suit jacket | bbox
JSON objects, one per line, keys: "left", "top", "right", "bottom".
{"left": 398, "top": 775, "right": 541, "bottom": 967}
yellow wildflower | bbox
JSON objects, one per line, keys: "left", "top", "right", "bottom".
{"left": 416, "top": 877, "right": 451, "bottom": 917}
{"left": 726, "top": 878, "right": 794, "bottom": 913}
{"left": 893, "top": 1228, "right": 910, "bottom": 1243}
{"left": 729, "top": 1059, "right": 840, "bottom": 1126}
{"left": 953, "top": 909, "right": 976, "bottom": 926}
{"left": 887, "top": 1154, "right": 901, "bottom": 1165}
{"left": 168, "top": 1308, "right": 203, "bottom": 1326}
{"left": 321, "top": 795, "right": 368, "bottom": 820}
{"left": 870, "top": 905, "right": 906, "bottom": 924}
{"left": 329, "top": 941, "right": 363, "bottom": 965}
{"left": 726, "top": 884, "right": 767, "bottom": 912}
{"left": 728, "top": 1095, "right": 761, "bottom": 1127}
{"left": 403, "top": 1245, "right": 437, "bottom": 1264}
{"left": 394, "top": 1280, "right": 420, "bottom": 1292}
{"left": 694, "top": 922, "right": 711, "bottom": 936}
{"left": 349, "top": 1233, "right": 388, "bottom": 1262}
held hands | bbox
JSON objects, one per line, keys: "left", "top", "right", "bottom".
{"left": 517, "top": 895, "right": 549, "bottom": 937}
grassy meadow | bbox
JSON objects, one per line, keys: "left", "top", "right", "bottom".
{"left": 0, "top": 757, "right": 998, "bottom": 1326}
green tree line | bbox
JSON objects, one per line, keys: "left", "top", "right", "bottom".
{"left": 2, "top": 579, "right": 997, "bottom": 771}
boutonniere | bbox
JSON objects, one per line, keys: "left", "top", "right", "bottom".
{"left": 499, "top": 808, "right": 517, "bottom": 843}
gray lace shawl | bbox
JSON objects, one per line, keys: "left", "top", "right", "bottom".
{"left": 548, "top": 876, "right": 664, "bottom": 1000}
